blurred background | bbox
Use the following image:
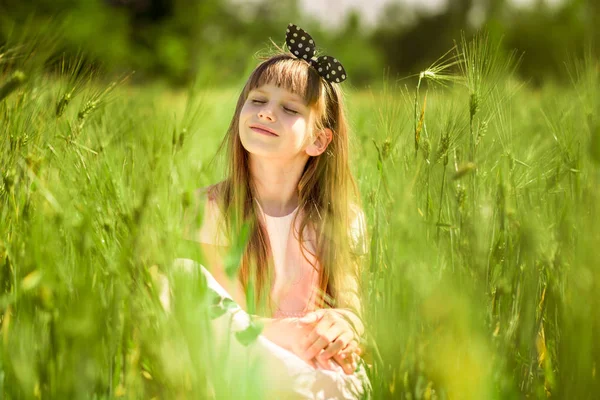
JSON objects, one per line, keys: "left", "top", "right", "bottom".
{"left": 0, "top": 0, "right": 598, "bottom": 87}
{"left": 1, "top": 1, "right": 599, "bottom": 399}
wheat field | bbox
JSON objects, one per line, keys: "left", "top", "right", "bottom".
{"left": 1, "top": 34, "right": 599, "bottom": 399}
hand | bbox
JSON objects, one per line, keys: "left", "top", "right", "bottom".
{"left": 317, "top": 338, "right": 362, "bottom": 375}
{"left": 261, "top": 316, "right": 317, "bottom": 354}
{"left": 295, "top": 309, "right": 361, "bottom": 375}
{"left": 261, "top": 312, "right": 362, "bottom": 374}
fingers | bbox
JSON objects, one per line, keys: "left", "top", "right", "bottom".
{"left": 314, "top": 350, "right": 337, "bottom": 370}
{"left": 294, "top": 309, "right": 363, "bottom": 373}
{"left": 337, "top": 340, "right": 361, "bottom": 375}
{"left": 319, "top": 331, "right": 354, "bottom": 360}
{"left": 297, "top": 312, "right": 321, "bottom": 325}
{"left": 301, "top": 322, "right": 344, "bottom": 361}
{"left": 306, "top": 358, "right": 317, "bottom": 369}
{"left": 334, "top": 350, "right": 358, "bottom": 375}
{"left": 334, "top": 340, "right": 362, "bottom": 375}
{"left": 310, "top": 351, "right": 358, "bottom": 374}
{"left": 305, "top": 352, "right": 335, "bottom": 371}
{"left": 345, "top": 339, "right": 363, "bottom": 356}
{"left": 309, "top": 344, "right": 362, "bottom": 374}
{"left": 298, "top": 309, "right": 328, "bottom": 325}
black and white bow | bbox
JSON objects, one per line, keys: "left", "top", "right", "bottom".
{"left": 285, "top": 23, "right": 347, "bottom": 84}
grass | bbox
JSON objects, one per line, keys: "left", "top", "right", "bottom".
{"left": 1, "top": 34, "right": 599, "bottom": 399}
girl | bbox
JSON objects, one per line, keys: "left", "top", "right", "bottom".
{"left": 185, "top": 24, "right": 371, "bottom": 398}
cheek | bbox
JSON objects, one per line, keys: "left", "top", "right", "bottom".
{"left": 238, "top": 105, "right": 256, "bottom": 136}
{"left": 239, "top": 103, "right": 252, "bottom": 121}
{"left": 290, "top": 118, "right": 312, "bottom": 145}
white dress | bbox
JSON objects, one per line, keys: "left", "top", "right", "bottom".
{"left": 171, "top": 259, "right": 371, "bottom": 399}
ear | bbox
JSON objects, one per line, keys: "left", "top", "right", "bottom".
{"left": 305, "top": 128, "right": 333, "bottom": 157}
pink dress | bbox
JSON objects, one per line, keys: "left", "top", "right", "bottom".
{"left": 198, "top": 196, "right": 322, "bottom": 319}
{"left": 257, "top": 200, "right": 321, "bottom": 319}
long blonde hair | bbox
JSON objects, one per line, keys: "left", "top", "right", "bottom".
{"left": 211, "top": 53, "right": 365, "bottom": 316}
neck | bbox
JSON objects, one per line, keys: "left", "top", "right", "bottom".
{"left": 249, "top": 154, "right": 308, "bottom": 217}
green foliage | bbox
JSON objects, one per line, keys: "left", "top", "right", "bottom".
{"left": 1, "top": 32, "right": 600, "bottom": 399}
{"left": 234, "top": 320, "right": 264, "bottom": 347}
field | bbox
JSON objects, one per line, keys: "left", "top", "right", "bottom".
{"left": 1, "top": 35, "right": 599, "bottom": 399}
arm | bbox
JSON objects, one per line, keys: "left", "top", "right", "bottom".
{"left": 201, "top": 241, "right": 247, "bottom": 311}
{"left": 182, "top": 186, "right": 248, "bottom": 310}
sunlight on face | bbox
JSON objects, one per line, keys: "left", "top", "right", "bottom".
{"left": 238, "top": 84, "right": 316, "bottom": 160}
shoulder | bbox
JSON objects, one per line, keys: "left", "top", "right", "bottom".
{"left": 193, "top": 181, "right": 228, "bottom": 218}
{"left": 194, "top": 181, "right": 225, "bottom": 204}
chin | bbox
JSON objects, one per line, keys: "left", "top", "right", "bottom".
{"left": 239, "top": 131, "right": 279, "bottom": 158}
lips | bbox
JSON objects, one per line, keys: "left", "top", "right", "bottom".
{"left": 250, "top": 124, "right": 278, "bottom": 137}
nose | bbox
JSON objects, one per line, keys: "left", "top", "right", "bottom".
{"left": 258, "top": 105, "right": 276, "bottom": 122}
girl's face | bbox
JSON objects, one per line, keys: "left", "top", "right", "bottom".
{"left": 238, "top": 84, "right": 317, "bottom": 160}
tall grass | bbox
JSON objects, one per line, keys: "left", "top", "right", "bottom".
{"left": 1, "top": 31, "right": 599, "bottom": 399}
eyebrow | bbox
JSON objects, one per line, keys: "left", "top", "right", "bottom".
{"left": 252, "top": 88, "right": 306, "bottom": 106}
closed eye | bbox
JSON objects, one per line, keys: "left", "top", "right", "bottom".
{"left": 250, "top": 98, "right": 299, "bottom": 115}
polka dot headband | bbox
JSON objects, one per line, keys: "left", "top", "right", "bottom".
{"left": 285, "top": 23, "right": 347, "bottom": 84}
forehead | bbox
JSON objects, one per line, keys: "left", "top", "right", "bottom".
{"left": 247, "top": 57, "right": 322, "bottom": 106}
{"left": 250, "top": 84, "right": 306, "bottom": 104}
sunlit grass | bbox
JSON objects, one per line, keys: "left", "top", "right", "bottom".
{"left": 1, "top": 35, "right": 599, "bottom": 399}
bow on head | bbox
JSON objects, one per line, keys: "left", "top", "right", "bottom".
{"left": 285, "top": 24, "right": 347, "bottom": 84}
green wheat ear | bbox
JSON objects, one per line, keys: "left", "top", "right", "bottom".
{"left": 55, "top": 91, "right": 72, "bottom": 117}
{"left": 412, "top": 47, "right": 462, "bottom": 158}
{"left": 0, "top": 70, "right": 26, "bottom": 102}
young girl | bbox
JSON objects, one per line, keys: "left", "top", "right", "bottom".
{"left": 185, "top": 24, "right": 371, "bottom": 398}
